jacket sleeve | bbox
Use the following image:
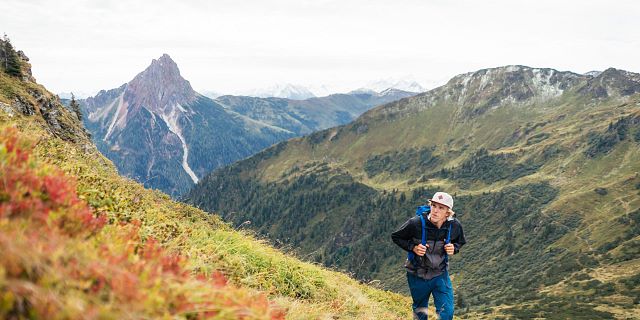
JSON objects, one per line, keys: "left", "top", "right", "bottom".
{"left": 391, "top": 217, "right": 417, "bottom": 252}
{"left": 452, "top": 220, "right": 466, "bottom": 254}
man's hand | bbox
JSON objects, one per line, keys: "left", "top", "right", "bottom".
{"left": 412, "top": 244, "right": 428, "bottom": 256}
{"left": 444, "top": 243, "right": 455, "bottom": 255}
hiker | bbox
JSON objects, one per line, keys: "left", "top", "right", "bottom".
{"left": 391, "top": 192, "right": 466, "bottom": 320}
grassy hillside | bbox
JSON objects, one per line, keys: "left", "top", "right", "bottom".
{"left": 188, "top": 66, "right": 640, "bottom": 319}
{"left": 0, "top": 38, "right": 413, "bottom": 319}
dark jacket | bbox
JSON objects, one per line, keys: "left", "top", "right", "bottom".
{"left": 391, "top": 215, "right": 466, "bottom": 280}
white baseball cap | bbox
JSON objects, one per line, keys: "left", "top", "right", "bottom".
{"left": 430, "top": 192, "right": 453, "bottom": 209}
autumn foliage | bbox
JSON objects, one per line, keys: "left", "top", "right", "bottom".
{"left": 0, "top": 127, "right": 286, "bottom": 319}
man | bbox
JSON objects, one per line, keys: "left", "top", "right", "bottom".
{"left": 391, "top": 192, "right": 466, "bottom": 320}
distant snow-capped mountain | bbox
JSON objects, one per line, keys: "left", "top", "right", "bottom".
{"left": 306, "top": 84, "right": 340, "bottom": 97}
{"left": 584, "top": 70, "right": 602, "bottom": 77}
{"left": 58, "top": 91, "right": 96, "bottom": 99}
{"left": 363, "top": 78, "right": 426, "bottom": 93}
{"left": 202, "top": 78, "right": 425, "bottom": 100}
{"left": 347, "top": 87, "right": 417, "bottom": 99}
{"left": 241, "top": 83, "right": 316, "bottom": 100}
{"left": 200, "top": 90, "right": 222, "bottom": 99}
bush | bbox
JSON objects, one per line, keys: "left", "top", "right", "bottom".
{"left": 594, "top": 187, "right": 608, "bottom": 196}
{"left": 437, "top": 148, "right": 541, "bottom": 184}
{"left": 364, "top": 147, "right": 439, "bottom": 178}
{"left": 585, "top": 115, "right": 639, "bottom": 157}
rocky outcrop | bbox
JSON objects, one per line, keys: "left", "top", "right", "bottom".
{"left": 578, "top": 68, "right": 640, "bottom": 98}
{"left": 1, "top": 38, "right": 89, "bottom": 143}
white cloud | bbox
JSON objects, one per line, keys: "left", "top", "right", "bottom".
{"left": 2, "top": 0, "right": 639, "bottom": 95}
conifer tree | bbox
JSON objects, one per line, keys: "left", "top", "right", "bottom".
{"left": 1, "top": 34, "right": 22, "bottom": 77}
{"left": 70, "top": 93, "right": 82, "bottom": 122}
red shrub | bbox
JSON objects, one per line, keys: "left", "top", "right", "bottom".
{"left": 0, "top": 127, "right": 286, "bottom": 319}
{"left": 0, "top": 127, "right": 106, "bottom": 234}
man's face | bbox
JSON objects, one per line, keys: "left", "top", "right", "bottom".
{"left": 430, "top": 201, "right": 450, "bottom": 224}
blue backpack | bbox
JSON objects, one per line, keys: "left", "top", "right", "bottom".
{"left": 407, "top": 205, "right": 453, "bottom": 264}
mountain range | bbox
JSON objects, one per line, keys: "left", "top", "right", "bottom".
{"left": 81, "top": 54, "right": 294, "bottom": 196}
{"left": 196, "top": 78, "right": 425, "bottom": 100}
{"left": 216, "top": 88, "right": 416, "bottom": 136}
{"left": 186, "top": 65, "right": 640, "bottom": 318}
{"left": 361, "top": 78, "right": 426, "bottom": 93}
{"left": 238, "top": 83, "right": 317, "bottom": 100}
{"left": 80, "top": 55, "right": 417, "bottom": 197}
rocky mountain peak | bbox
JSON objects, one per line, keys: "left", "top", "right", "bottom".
{"left": 578, "top": 67, "right": 640, "bottom": 98}
{"left": 125, "top": 54, "right": 197, "bottom": 111}
{"left": 445, "top": 65, "right": 585, "bottom": 105}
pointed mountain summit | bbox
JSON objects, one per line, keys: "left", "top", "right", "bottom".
{"left": 82, "top": 55, "right": 294, "bottom": 197}
{"left": 578, "top": 67, "right": 640, "bottom": 98}
{"left": 126, "top": 54, "right": 197, "bottom": 110}
{"left": 84, "top": 54, "right": 200, "bottom": 143}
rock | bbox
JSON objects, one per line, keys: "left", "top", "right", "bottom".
{"left": 12, "top": 97, "right": 35, "bottom": 115}
{"left": 16, "top": 50, "right": 36, "bottom": 82}
{"left": 0, "top": 102, "right": 15, "bottom": 117}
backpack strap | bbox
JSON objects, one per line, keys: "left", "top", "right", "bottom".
{"left": 407, "top": 206, "right": 430, "bottom": 262}
{"left": 444, "top": 222, "right": 453, "bottom": 264}
{"left": 420, "top": 214, "right": 427, "bottom": 246}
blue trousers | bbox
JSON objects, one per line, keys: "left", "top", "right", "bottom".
{"left": 407, "top": 271, "right": 454, "bottom": 320}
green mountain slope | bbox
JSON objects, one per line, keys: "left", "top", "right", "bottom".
{"left": 0, "top": 37, "right": 411, "bottom": 319}
{"left": 187, "top": 66, "right": 640, "bottom": 319}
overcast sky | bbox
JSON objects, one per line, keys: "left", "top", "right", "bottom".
{"left": 2, "top": 0, "right": 639, "bottom": 96}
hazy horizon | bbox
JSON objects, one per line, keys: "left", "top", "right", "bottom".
{"left": 2, "top": 0, "right": 639, "bottom": 97}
